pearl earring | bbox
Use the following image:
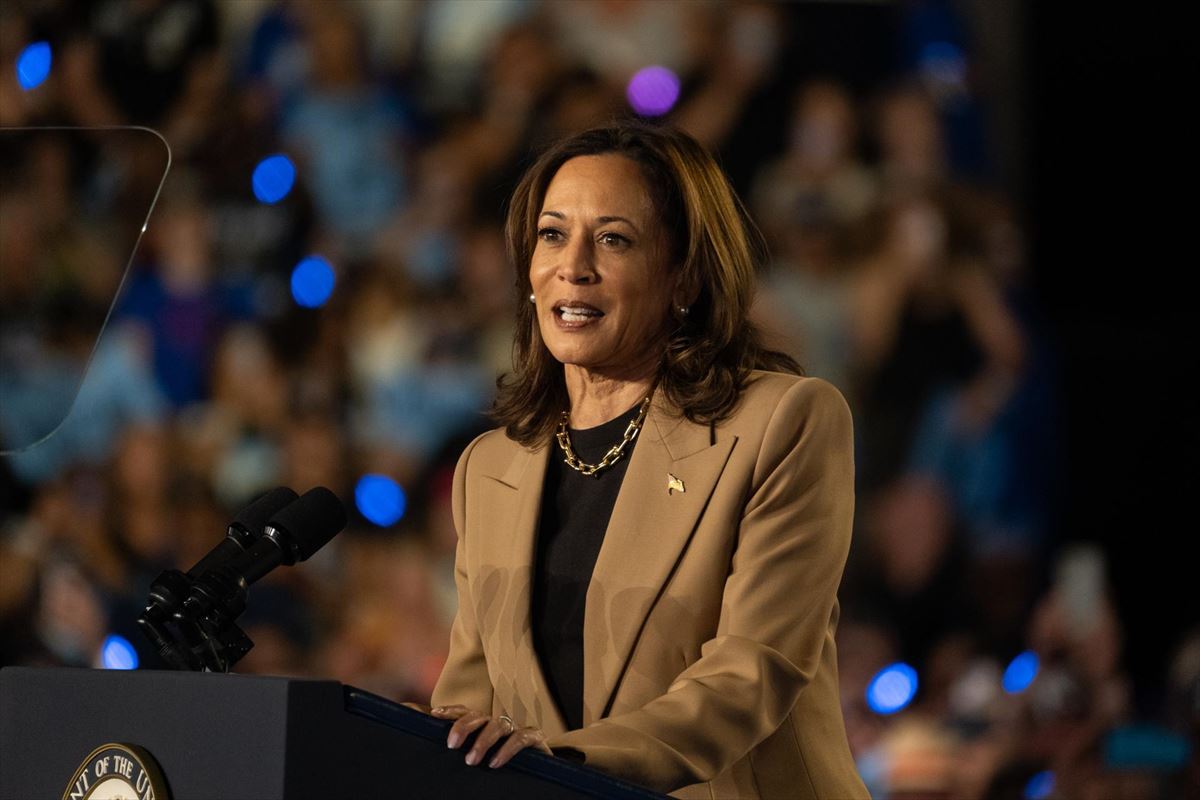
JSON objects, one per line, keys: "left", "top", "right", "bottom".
{"left": 529, "top": 293, "right": 536, "bottom": 303}
{"left": 677, "top": 305, "right": 689, "bottom": 316}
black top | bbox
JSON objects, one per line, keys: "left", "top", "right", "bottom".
{"left": 530, "top": 401, "right": 643, "bottom": 731}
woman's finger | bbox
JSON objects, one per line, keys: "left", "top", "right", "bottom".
{"left": 464, "top": 716, "right": 513, "bottom": 766}
{"left": 445, "top": 709, "right": 491, "bottom": 749}
{"left": 429, "top": 704, "right": 469, "bottom": 719}
{"left": 487, "top": 727, "right": 552, "bottom": 769}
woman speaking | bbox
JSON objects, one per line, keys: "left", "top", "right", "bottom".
{"left": 426, "top": 123, "right": 870, "bottom": 799}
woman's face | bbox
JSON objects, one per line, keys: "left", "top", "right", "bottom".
{"left": 530, "top": 154, "right": 677, "bottom": 376}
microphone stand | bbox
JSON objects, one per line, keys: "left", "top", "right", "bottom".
{"left": 136, "top": 567, "right": 254, "bottom": 673}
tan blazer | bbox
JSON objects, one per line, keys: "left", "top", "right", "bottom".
{"left": 431, "top": 371, "right": 870, "bottom": 799}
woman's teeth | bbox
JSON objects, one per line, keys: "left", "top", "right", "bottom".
{"left": 559, "top": 307, "right": 602, "bottom": 322}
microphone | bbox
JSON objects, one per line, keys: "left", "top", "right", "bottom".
{"left": 212, "top": 486, "right": 346, "bottom": 587}
{"left": 183, "top": 487, "right": 346, "bottom": 622}
{"left": 186, "top": 487, "right": 299, "bottom": 578}
{"left": 138, "top": 487, "right": 301, "bottom": 668}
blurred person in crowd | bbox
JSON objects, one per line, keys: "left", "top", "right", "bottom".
{"left": 537, "top": 69, "right": 625, "bottom": 146}
{"left": 2, "top": 466, "right": 122, "bottom": 668}
{"left": 457, "top": 224, "right": 518, "bottom": 380}
{"left": 183, "top": 323, "right": 289, "bottom": 509}
{"left": 372, "top": 139, "right": 474, "bottom": 292}
{"left": 117, "top": 171, "right": 254, "bottom": 408}
{"left": 750, "top": 79, "right": 877, "bottom": 395}
{"left": 851, "top": 184, "right": 1050, "bottom": 652}
{"left": 374, "top": 133, "right": 487, "bottom": 292}
{"left": 280, "top": 410, "right": 345, "bottom": 498}
{"left": 56, "top": 0, "right": 225, "bottom": 156}
{"left": 870, "top": 81, "right": 948, "bottom": 194}
{"left": 342, "top": 264, "right": 426, "bottom": 398}
{"left": 406, "top": 432, "right": 488, "bottom": 633}
{"left": 466, "top": 19, "right": 566, "bottom": 172}
{"left": 194, "top": 64, "right": 318, "bottom": 284}
{"left": 752, "top": 80, "right": 876, "bottom": 249}
{"left": 104, "top": 424, "right": 177, "bottom": 585}
{"left": 845, "top": 474, "right": 973, "bottom": 674}
{"left": 341, "top": 256, "right": 491, "bottom": 472}
{"left": 280, "top": 3, "right": 410, "bottom": 260}
{"left": 236, "top": 581, "right": 315, "bottom": 679}
{"left": 874, "top": 715, "right": 961, "bottom": 800}
{"left": 903, "top": 190, "right": 1062, "bottom": 561}
{"left": 2, "top": 311, "right": 166, "bottom": 486}
{"left": 847, "top": 186, "right": 1025, "bottom": 494}
{"left": 673, "top": 1, "right": 784, "bottom": 153}
{"left": 166, "top": 474, "right": 228, "bottom": 585}
{"left": 417, "top": 123, "right": 868, "bottom": 798}
{"left": 33, "top": 558, "right": 109, "bottom": 667}
{"left": 834, "top": 619, "right": 900, "bottom": 794}
{"left": 545, "top": 0, "right": 706, "bottom": 90}
{"left": 1167, "top": 629, "right": 1200, "bottom": 793}
{"left": 413, "top": 0, "right": 532, "bottom": 115}
{"left": 239, "top": 0, "right": 319, "bottom": 123}
{"left": 0, "top": 543, "right": 42, "bottom": 665}
{"left": 319, "top": 535, "right": 449, "bottom": 703}
{"left": 473, "top": 30, "right": 620, "bottom": 225}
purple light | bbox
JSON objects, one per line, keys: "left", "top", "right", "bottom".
{"left": 626, "top": 66, "right": 680, "bottom": 117}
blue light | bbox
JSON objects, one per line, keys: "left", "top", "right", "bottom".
{"left": 1003, "top": 650, "right": 1039, "bottom": 694}
{"left": 866, "top": 662, "right": 918, "bottom": 714}
{"left": 355, "top": 474, "right": 407, "bottom": 526}
{"left": 1024, "top": 770, "right": 1054, "bottom": 800}
{"left": 101, "top": 635, "right": 139, "bottom": 670}
{"left": 17, "top": 42, "right": 52, "bottom": 91}
{"left": 1103, "top": 725, "right": 1192, "bottom": 769}
{"left": 290, "top": 255, "right": 335, "bottom": 308}
{"left": 252, "top": 154, "right": 296, "bottom": 204}
{"left": 918, "top": 41, "right": 967, "bottom": 84}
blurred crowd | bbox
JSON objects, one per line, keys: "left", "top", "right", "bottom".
{"left": 0, "top": 1, "right": 1195, "bottom": 797}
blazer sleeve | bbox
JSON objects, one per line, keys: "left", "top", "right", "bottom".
{"left": 430, "top": 433, "right": 495, "bottom": 713}
{"left": 545, "top": 378, "right": 856, "bottom": 793}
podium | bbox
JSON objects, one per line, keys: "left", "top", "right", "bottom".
{"left": 0, "top": 667, "right": 666, "bottom": 799}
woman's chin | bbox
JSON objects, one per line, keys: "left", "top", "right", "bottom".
{"left": 547, "top": 347, "right": 605, "bottom": 369}
{"left": 542, "top": 330, "right": 605, "bottom": 364}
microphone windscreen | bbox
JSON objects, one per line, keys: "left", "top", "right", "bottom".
{"left": 232, "top": 486, "right": 299, "bottom": 535}
{"left": 267, "top": 487, "right": 347, "bottom": 560}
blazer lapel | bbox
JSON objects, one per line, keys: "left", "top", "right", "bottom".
{"left": 477, "top": 442, "right": 569, "bottom": 737}
{"left": 581, "top": 399, "right": 737, "bottom": 725}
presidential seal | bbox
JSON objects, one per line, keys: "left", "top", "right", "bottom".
{"left": 62, "top": 743, "right": 170, "bottom": 800}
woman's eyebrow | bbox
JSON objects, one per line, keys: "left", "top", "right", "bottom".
{"left": 596, "top": 215, "right": 637, "bottom": 230}
{"left": 538, "top": 210, "right": 640, "bottom": 233}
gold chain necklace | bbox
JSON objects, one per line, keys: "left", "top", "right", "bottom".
{"left": 556, "top": 396, "right": 652, "bottom": 476}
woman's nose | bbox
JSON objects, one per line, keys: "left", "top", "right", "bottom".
{"left": 557, "top": 238, "right": 596, "bottom": 284}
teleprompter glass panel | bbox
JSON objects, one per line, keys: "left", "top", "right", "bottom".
{"left": 0, "top": 127, "right": 170, "bottom": 456}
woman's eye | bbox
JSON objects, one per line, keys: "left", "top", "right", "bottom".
{"left": 598, "top": 232, "right": 630, "bottom": 248}
{"left": 537, "top": 227, "right": 563, "bottom": 242}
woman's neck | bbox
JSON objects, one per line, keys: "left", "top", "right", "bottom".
{"left": 563, "top": 363, "right": 657, "bottom": 429}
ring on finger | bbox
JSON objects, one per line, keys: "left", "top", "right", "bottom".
{"left": 498, "top": 714, "right": 516, "bottom": 736}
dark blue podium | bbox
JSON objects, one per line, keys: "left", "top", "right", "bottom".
{"left": 0, "top": 667, "right": 666, "bottom": 800}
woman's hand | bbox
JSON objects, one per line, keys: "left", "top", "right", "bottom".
{"left": 430, "top": 705, "right": 553, "bottom": 768}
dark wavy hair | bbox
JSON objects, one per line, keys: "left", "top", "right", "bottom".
{"left": 493, "top": 122, "right": 801, "bottom": 447}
